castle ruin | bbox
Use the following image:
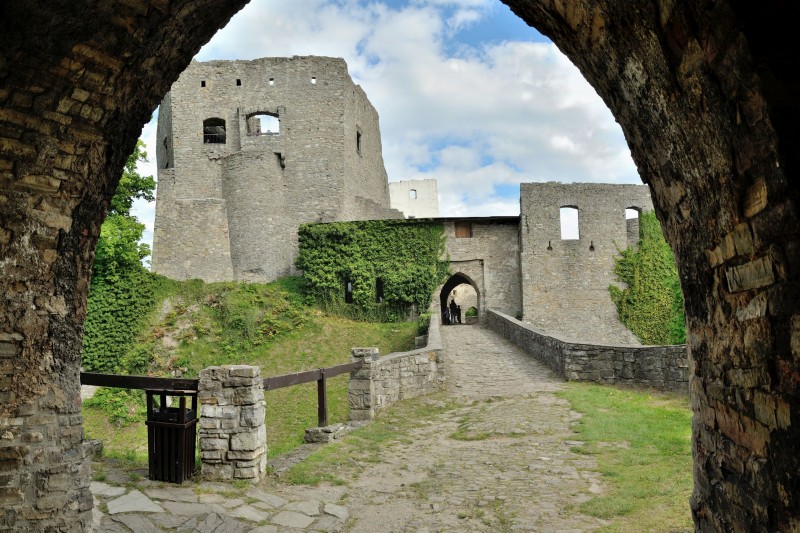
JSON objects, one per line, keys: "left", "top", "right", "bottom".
{"left": 152, "top": 56, "right": 402, "bottom": 282}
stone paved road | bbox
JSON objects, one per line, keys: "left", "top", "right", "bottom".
{"left": 91, "top": 324, "right": 604, "bottom": 532}
{"left": 343, "top": 324, "right": 604, "bottom": 532}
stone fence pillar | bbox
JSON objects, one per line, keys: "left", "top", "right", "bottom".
{"left": 349, "top": 347, "right": 380, "bottom": 421}
{"left": 198, "top": 365, "right": 266, "bottom": 481}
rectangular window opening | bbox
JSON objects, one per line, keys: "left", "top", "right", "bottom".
{"left": 560, "top": 206, "right": 580, "bottom": 240}
{"left": 200, "top": 80, "right": 206, "bottom": 88}
{"left": 345, "top": 280, "right": 353, "bottom": 304}
{"left": 268, "top": 77, "right": 275, "bottom": 86}
{"left": 455, "top": 222, "right": 473, "bottom": 238}
{"left": 356, "top": 131, "right": 362, "bottom": 154}
{"left": 311, "top": 77, "right": 317, "bottom": 85}
{"left": 236, "top": 78, "right": 242, "bottom": 86}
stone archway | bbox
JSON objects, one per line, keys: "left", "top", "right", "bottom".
{"left": 2, "top": 1, "right": 799, "bottom": 530}
{"left": 440, "top": 273, "right": 481, "bottom": 325}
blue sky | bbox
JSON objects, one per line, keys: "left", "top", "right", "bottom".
{"left": 133, "top": 0, "right": 641, "bottom": 253}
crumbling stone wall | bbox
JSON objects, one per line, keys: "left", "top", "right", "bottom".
{"left": 519, "top": 182, "right": 652, "bottom": 345}
{"left": 2, "top": 1, "right": 800, "bottom": 530}
{"left": 151, "top": 56, "right": 402, "bottom": 283}
{"left": 485, "top": 310, "right": 688, "bottom": 392}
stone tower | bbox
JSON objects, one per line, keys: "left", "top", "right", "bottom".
{"left": 152, "top": 56, "right": 402, "bottom": 282}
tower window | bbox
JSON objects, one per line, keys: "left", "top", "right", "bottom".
{"left": 356, "top": 131, "right": 362, "bottom": 154}
{"left": 560, "top": 206, "right": 579, "bottom": 240}
{"left": 410, "top": 189, "right": 417, "bottom": 200}
{"left": 311, "top": 77, "right": 317, "bottom": 85}
{"left": 268, "top": 77, "right": 275, "bottom": 86}
{"left": 236, "top": 78, "right": 242, "bottom": 86}
{"left": 246, "top": 112, "right": 280, "bottom": 135}
{"left": 202, "top": 118, "right": 226, "bottom": 144}
{"left": 200, "top": 80, "right": 206, "bottom": 87}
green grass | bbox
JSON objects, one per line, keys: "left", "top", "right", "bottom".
{"left": 557, "top": 383, "right": 693, "bottom": 533}
{"left": 282, "top": 393, "right": 453, "bottom": 485}
{"left": 83, "top": 276, "right": 417, "bottom": 460}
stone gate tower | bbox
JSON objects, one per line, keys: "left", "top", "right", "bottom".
{"left": 152, "top": 56, "right": 401, "bottom": 282}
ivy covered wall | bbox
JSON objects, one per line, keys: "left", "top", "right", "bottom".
{"left": 296, "top": 220, "right": 449, "bottom": 320}
{"left": 609, "top": 211, "right": 686, "bottom": 345}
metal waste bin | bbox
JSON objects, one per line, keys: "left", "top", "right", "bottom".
{"left": 145, "top": 389, "right": 198, "bottom": 484}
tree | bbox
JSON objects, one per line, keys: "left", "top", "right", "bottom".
{"left": 93, "top": 140, "right": 155, "bottom": 279}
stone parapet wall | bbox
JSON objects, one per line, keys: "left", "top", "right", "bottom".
{"left": 485, "top": 309, "right": 688, "bottom": 393}
{"left": 350, "top": 311, "right": 445, "bottom": 420}
{"left": 198, "top": 365, "right": 267, "bottom": 481}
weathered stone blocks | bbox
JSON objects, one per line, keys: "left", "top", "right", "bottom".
{"left": 198, "top": 365, "right": 266, "bottom": 482}
{"left": 348, "top": 317, "right": 445, "bottom": 421}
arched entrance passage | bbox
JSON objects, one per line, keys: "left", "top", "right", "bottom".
{"left": 440, "top": 273, "right": 480, "bottom": 325}
{"left": 2, "top": 1, "right": 800, "bottom": 530}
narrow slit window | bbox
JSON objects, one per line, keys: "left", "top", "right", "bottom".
{"left": 344, "top": 280, "right": 353, "bottom": 304}
{"left": 202, "top": 117, "right": 226, "bottom": 144}
{"left": 560, "top": 206, "right": 579, "bottom": 240}
{"left": 625, "top": 207, "right": 641, "bottom": 248}
{"left": 376, "top": 278, "right": 384, "bottom": 303}
{"left": 356, "top": 131, "right": 362, "bottom": 154}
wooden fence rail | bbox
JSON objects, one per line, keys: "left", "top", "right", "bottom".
{"left": 80, "top": 359, "right": 364, "bottom": 428}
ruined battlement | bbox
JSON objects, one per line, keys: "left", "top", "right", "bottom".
{"left": 152, "top": 56, "right": 402, "bottom": 282}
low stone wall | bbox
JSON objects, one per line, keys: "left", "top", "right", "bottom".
{"left": 349, "top": 310, "right": 445, "bottom": 420}
{"left": 485, "top": 309, "right": 688, "bottom": 393}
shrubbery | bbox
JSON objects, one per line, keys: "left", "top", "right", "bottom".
{"left": 296, "top": 220, "right": 449, "bottom": 321}
{"left": 609, "top": 211, "right": 685, "bottom": 345}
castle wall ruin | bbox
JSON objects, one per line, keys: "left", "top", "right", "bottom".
{"left": 2, "top": 1, "right": 799, "bottom": 530}
{"left": 151, "top": 56, "right": 402, "bottom": 283}
{"left": 519, "top": 182, "right": 653, "bottom": 345}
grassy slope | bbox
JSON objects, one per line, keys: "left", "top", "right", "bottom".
{"left": 557, "top": 384, "right": 693, "bottom": 532}
{"left": 83, "top": 277, "right": 417, "bottom": 461}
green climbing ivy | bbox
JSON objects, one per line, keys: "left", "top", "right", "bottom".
{"left": 609, "top": 211, "right": 686, "bottom": 345}
{"left": 82, "top": 139, "right": 160, "bottom": 373}
{"left": 296, "top": 220, "right": 449, "bottom": 321}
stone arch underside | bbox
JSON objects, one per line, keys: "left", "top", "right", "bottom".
{"left": 1, "top": 1, "right": 799, "bottom": 530}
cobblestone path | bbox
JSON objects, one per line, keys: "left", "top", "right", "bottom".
{"left": 91, "top": 324, "right": 604, "bottom": 532}
{"left": 343, "top": 324, "right": 604, "bottom": 532}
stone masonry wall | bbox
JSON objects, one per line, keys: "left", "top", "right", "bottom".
{"left": 443, "top": 218, "right": 522, "bottom": 317}
{"left": 152, "top": 56, "right": 397, "bottom": 282}
{"left": 350, "top": 308, "right": 445, "bottom": 420}
{"left": 519, "top": 182, "right": 653, "bottom": 345}
{"left": 485, "top": 309, "right": 688, "bottom": 393}
{"left": 198, "top": 366, "right": 267, "bottom": 482}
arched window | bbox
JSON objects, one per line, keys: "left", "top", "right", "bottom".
{"left": 203, "top": 118, "right": 226, "bottom": 144}
{"left": 409, "top": 189, "right": 417, "bottom": 199}
{"left": 560, "top": 206, "right": 579, "bottom": 240}
{"left": 247, "top": 112, "right": 280, "bottom": 135}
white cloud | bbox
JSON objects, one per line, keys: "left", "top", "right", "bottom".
{"left": 133, "top": 0, "right": 641, "bottom": 253}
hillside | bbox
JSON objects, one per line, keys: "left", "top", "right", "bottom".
{"left": 82, "top": 276, "right": 418, "bottom": 459}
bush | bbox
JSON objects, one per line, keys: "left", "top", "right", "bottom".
{"left": 609, "top": 211, "right": 685, "bottom": 345}
{"left": 296, "top": 220, "right": 449, "bottom": 321}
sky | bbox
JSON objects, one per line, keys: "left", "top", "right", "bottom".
{"left": 132, "top": 0, "right": 642, "bottom": 253}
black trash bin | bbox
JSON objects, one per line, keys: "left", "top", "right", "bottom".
{"left": 145, "top": 389, "right": 198, "bottom": 484}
